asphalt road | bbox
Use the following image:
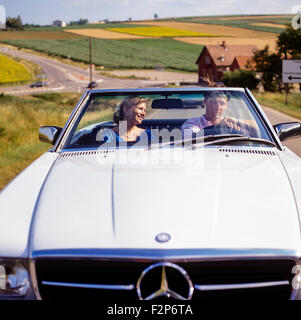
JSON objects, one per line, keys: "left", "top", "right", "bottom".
{"left": 0, "top": 45, "right": 147, "bottom": 95}
{"left": 263, "top": 106, "right": 301, "bottom": 157}
{"left": 0, "top": 45, "right": 300, "bottom": 157}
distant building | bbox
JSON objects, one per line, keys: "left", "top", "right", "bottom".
{"left": 196, "top": 42, "right": 257, "bottom": 82}
{"left": 230, "top": 56, "right": 254, "bottom": 72}
{"left": 0, "top": 4, "right": 6, "bottom": 30}
{"left": 53, "top": 20, "right": 66, "bottom": 27}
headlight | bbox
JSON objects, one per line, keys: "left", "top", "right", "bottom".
{"left": 0, "top": 261, "right": 30, "bottom": 298}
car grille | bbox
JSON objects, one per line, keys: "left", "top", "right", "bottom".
{"left": 35, "top": 259, "right": 296, "bottom": 300}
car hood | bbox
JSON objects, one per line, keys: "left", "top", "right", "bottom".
{"left": 30, "top": 148, "right": 301, "bottom": 254}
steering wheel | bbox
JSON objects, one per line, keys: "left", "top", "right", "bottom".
{"left": 202, "top": 124, "right": 244, "bottom": 136}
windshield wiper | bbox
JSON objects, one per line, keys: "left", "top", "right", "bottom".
{"left": 149, "top": 134, "right": 276, "bottom": 149}
{"left": 202, "top": 136, "right": 276, "bottom": 147}
{"left": 149, "top": 134, "right": 245, "bottom": 149}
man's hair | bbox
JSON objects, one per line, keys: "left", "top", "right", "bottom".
{"left": 203, "top": 91, "right": 231, "bottom": 101}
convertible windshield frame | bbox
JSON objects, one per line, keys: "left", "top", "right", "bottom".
{"left": 54, "top": 88, "right": 282, "bottom": 152}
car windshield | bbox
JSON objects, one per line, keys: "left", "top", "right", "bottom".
{"left": 63, "top": 89, "right": 273, "bottom": 150}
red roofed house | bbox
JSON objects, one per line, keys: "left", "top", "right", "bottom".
{"left": 196, "top": 42, "right": 257, "bottom": 82}
{"left": 230, "top": 56, "right": 254, "bottom": 72}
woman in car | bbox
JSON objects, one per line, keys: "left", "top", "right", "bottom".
{"left": 99, "top": 96, "right": 153, "bottom": 144}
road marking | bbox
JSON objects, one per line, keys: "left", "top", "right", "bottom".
{"left": 1, "top": 86, "right": 65, "bottom": 95}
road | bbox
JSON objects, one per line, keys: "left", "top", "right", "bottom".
{"left": 263, "top": 106, "right": 301, "bottom": 157}
{"left": 0, "top": 45, "right": 300, "bottom": 156}
{"left": 0, "top": 45, "right": 148, "bottom": 95}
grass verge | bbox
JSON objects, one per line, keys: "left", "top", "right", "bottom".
{"left": 0, "top": 92, "right": 82, "bottom": 190}
{"left": 253, "top": 91, "right": 301, "bottom": 120}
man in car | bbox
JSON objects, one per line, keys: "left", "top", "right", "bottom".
{"left": 181, "top": 91, "right": 257, "bottom": 139}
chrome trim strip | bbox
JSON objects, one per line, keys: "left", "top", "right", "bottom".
{"left": 89, "top": 87, "right": 246, "bottom": 95}
{"left": 244, "top": 88, "right": 283, "bottom": 151}
{"left": 41, "top": 281, "right": 134, "bottom": 291}
{"left": 54, "top": 90, "right": 90, "bottom": 152}
{"left": 111, "top": 163, "right": 116, "bottom": 239}
{"left": 194, "top": 280, "right": 289, "bottom": 291}
{"left": 29, "top": 260, "right": 42, "bottom": 300}
{"left": 30, "top": 248, "right": 300, "bottom": 261}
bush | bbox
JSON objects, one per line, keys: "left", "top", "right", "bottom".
{"left": 222, "top": 69, "right": 259, "bottom": 90}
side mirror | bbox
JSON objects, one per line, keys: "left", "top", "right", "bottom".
{"left": 273, "top": 122, "right": 301, "bottom": 142}
{"left": 39, "top": 126, "right": 62, "bottom": 145}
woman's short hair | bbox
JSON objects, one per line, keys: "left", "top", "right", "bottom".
{"left": 113, "top": 96, "right": 148, "bottom": 123}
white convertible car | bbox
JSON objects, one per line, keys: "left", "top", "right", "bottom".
{"left": 1, "top": 88, "right": 301, "bottom": 300}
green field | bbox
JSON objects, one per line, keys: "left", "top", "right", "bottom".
{"left": 0, "top": 30, "right": 84, "bottom": 40}
{"left": 2, "top": 38, "right": 203, "bottom": 72}
{"left": 0, "top": 92, "right": 80, "bottom": 189}
{"left": 23, "top": 23, "right": 150, "bottom": 31}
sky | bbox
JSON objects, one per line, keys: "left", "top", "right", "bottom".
{"left": 0, "top": 0, "right": 300, "bottom": 25}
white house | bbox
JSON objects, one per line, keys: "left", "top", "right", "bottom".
{"left": 53, "top": 20, "right": 66, "bottom": 27}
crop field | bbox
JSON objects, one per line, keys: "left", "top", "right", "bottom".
{"left": 174, "top": 36, "right": 278, "bottom": 51}
{"left": 0, "top": 30, "right": 83, "bottom": 40}
{"left": 2, "top": 38, "right": 202, "bottom": 72}
{"left": 170, "top": 14, "right": 293, "bottom": 33}
{"left": 65, "top": 28, "right": 148, "bottom": 39}
{"left": 185, "top": 19, "right": 285, "bottom": 34}
{"left": 0, "top": 54, "right": 31, "bottom": 84}
{"left": 106, "top": 26, "right": 216, "bottom": 37}
{"left": 0, "top": 14, "right": 291, "bottom": 72}
{"left": 129, "top": 21, "right": 277, "bottom": 38}
{"left": 24, "top": 23, "right": 150, "bottom": 31}
{"left": 129, "top": 20, "right": 279, "bottom": 50}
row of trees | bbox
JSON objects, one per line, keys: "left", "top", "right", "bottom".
{"left": 4, "top": 16, "right": 90, "bottom": 29}
{"left": 223, "top": 25, "right": 301, "bottom": 91}
{"left": 5, "top": 16, "right": 23, "bottom": 30}
{"left": 69, "top": 18, "right": 89, "bottom": 26}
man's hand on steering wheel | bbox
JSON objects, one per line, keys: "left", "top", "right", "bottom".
{"left": 221, "top": 117, "right": 241, "bottom": 131}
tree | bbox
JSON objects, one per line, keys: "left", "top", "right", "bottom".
{"left": 251, "top": 45, "right": 283, "bottom": 92}
{"left": 6, "top": 15, "right": 23, "bottom": 30}
{"left": 69, "top": 18, "right": 88, "bottom": 26}
{"left": 222, "top": 69, "right": 259, "bottom": 90}
{"left": 277, "top": 24, "right": 301, "bottom": 59}
{"left": 154, "top": 14, "right": 158, "bottom": 19}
